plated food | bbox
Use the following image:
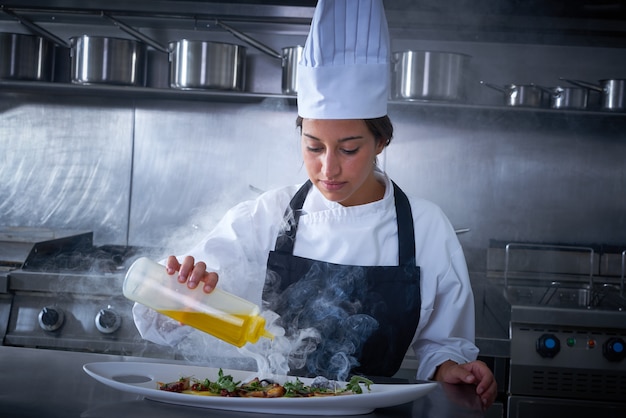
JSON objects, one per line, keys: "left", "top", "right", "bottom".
{"left": 158, "top": 368, "right": 373, "bottom": 398}
{"left": 83, "top": 362, "right": 438, "bottom": 415}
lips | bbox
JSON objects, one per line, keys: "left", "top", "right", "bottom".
{"left": 320, "top": 180, "right": 346, "bottom": 192}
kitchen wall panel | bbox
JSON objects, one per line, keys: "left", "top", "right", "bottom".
{"left": 1, "top": 95, "right": 624, "bottom": 272}
{"left": 0, "top": 96, "right": 134, "bottom": 245}
{"left": 386, "top": 105, "right": 626, "bottom": 271}
{"left": 128, "top": 99, "right": 307, "bottom": 253}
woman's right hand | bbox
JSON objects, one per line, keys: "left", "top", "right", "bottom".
{"left": 166, "top": 255, "right": 219, "bottom": 293}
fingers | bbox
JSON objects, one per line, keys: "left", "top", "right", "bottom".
{"left": 457, "top": 367, "right": 476, "bottom": 385}
{"left": 178, "top": 256, "right": 196, "bottom": 284}
{"left": 166, "top": 255, "right": 181, "bottom": 275}
{"left": 201, "top": 271, "right": 219, "bottom": 293}
{"left": 476, "top": 380, "right": 498, "bottom": 408}
{"left": 461, "top": 361, "right": 498, "bottom": 409}
{"left": 442, "top": 364, "right": 474, "bottom": 384}
{"left": 169, "top": 255, "right": 218, "bottom": 293}
{"left": 186, "top": 260, "right": 206, "bottom": 289}
{"left": 189, "top": 264, "right": 217, "bottom": 293}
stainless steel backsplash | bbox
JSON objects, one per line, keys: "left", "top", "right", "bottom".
{"left": 1, "top": 24, "right": 625, "bottom": 275}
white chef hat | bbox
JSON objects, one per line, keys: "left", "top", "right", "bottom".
{"left": 297, "top": 0, "right": 390, "bottom": 119}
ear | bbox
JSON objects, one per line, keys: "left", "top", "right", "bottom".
{"left": 375, "top": 137, "right": 387, "bottom": 155}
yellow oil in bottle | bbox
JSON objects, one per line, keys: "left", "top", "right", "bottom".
{"left": 159, "top": 310, "right": 274, "bottom": 348}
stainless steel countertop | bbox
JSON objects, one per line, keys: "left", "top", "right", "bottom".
{"left": 475, "top": 337, "right": 510, "bottom": 359}
{"left": 0, "top": 346, "right": 488, "bottom": 418}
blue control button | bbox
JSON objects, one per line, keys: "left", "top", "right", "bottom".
{"left": 536, "top": 334, "right": 561, "bottom": 358}
{"left": 603, "top": 337, "right": 626, "bottom": 362}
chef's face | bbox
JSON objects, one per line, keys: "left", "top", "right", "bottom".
{"left": 301, "top": 119, "right": 386, "bottom": 207}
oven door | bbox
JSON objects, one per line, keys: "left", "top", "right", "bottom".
{"left": 508, "top": 395, "right": 626, "bottom": 418}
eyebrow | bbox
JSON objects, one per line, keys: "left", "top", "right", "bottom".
{"left": 302, "top": 132, "right": 364, "bottom": 142}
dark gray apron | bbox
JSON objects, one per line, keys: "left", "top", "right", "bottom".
{"left": 263, "top": 180, "right": 421, "bottom": 379}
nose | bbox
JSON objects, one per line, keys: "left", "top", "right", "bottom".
{"left": 321, "top": 151, "right": 340, "bottom": 179}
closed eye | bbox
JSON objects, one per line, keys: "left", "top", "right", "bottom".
{"left": 303, "top": 132, "right": 363, "bottom": 155}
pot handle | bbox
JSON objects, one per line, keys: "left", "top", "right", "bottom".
{"left": 480, "top": 81, "right": 506, "bottom": 93}
{"left": 1, "top": 6, "right": 70, "bottom": 48}
{"left": 535, "top": 85, "right": 561, "bottom": 98}
{"left": 559, "top": 78, "right": 602, "bottom": 92}
{"left": 102, "top": 12, "right": 169, "bottom": 53}
{"left": 216, "top": 20, "right": 282, "bottom": 60}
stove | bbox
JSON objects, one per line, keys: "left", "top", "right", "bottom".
{"left": 0, "top": 227, "right": 176, "bottom": 359}
{"left": 488, "top": 241, "right": 626, "bottom": 417}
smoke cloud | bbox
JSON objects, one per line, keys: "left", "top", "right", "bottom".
{"left": 263, "top": 265, "right": 380, "bottom": 382}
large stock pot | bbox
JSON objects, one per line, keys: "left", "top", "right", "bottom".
{"left": 167, "top": 40, "right": 246, "bottom": 90}
{"left": 70, "top": 35, "right": 147, "bottom": 86}
{"left": 390, "top": 50, "right": 471, "bottom": 102}
{"left": 0, "top": 32, "right": 54, "bottom": 81}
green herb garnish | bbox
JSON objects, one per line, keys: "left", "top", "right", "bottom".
{"left": 283, "top": 378, "right": 310, "bottom": 397}
{"left": 213, "top": 368, "right": 240, "bottom": 393}
{"left": 345, "top": 376, "right": 373, "bottom": 394}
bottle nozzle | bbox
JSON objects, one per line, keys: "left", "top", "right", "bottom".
{"left": 262, "top": 328, "right": 274, "bottom": 341}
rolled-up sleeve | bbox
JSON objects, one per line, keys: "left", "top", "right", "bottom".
{"left": 410, "top": 222, "right": 479, "bottom": 380}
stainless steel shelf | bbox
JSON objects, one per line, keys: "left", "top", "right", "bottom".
{"left": 0, "top": 80, "right": 296, "bottom": 103}
{"left": 2, "top": 81, "right": 624, "bottom": 116}
{"left": 388, "top": 99, "right": 626, "bottom": 116}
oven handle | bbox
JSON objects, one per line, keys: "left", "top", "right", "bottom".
{"left": 619, "top": 250, "right": 626, "bottom": 297}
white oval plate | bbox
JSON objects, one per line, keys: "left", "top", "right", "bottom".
{"left": 83, "top": 361, "right": 437, "bottom": 416}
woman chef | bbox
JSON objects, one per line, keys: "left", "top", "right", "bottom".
{"left": 133, "top": 0, "right": 496, "bottom": 408}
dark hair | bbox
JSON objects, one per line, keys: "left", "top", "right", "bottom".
{"left": 295, "top": 115, "right": 394, "bottom": 147}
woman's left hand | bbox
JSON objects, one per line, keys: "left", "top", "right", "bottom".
{"left": 434, "top": 359, "right": 497, "bottom": 409}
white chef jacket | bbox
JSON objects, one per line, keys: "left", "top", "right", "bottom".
{"left": 133, "top": 171, "right": 478, "bottom": 380}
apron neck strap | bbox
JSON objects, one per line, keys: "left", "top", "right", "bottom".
{"left": 274, "top": 180, "right": 312, "bottom": 253}
{"left": 391, "top": 181, "right": 416, "bottom": 265}
{"left": 275, "top": 179, "right": 416, "bottom": 265}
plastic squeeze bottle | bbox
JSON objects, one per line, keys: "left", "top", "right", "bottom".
{"left": 123, "top": 257, "right": 273, "bottom": 347}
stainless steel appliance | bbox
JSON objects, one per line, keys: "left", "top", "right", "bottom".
{"left": 0, "top": 227, "right": 176, "bottom": 358}
{"left": 488, "top": 242, "right": 626, "bottom": 418}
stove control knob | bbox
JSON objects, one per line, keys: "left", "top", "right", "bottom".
{"left": 536, "top": 333, "right": 560, "bottom": 358}
{"left": 603, "top": 337, "right": 625, "bottom": 362}
{"left": 95, "top": 307, "right": 122, "bottom": 334}
{"left": 38, "top": 307, "right": 65, "bottom": 332}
